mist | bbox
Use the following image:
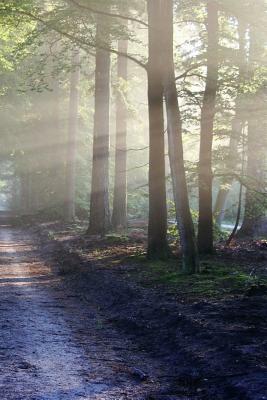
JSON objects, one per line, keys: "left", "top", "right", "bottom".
{"left": 0, "top": 1, "right": 266, "bottom": 398}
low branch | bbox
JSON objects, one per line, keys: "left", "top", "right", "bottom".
{"left": 111, "top": 145, "right": 149, "bottom": 152}
{"left": 125, "top": 162, "right": 149, "bottom": 172}
{"left": 68, "top": 0, "right": 149, "bottom": 28}
{"left": 215, "top": 172, "right": 267, "bottom": 197}
{"left": 175, "top": 62, "right": 205, "bottom": 81}
{"left": 127, "top": 146, "right": 149, "bottom": 152}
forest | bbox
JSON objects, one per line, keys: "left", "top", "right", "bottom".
{"left": 0, "top": 1, "right": 266, "bottom": 399}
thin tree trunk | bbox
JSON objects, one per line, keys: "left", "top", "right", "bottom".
{"left": 237, "top": 25, "right": 266, "bottom": 237}
{"left": 22, "top": 171, "right": 32, "bottom": 214}
{"left": 213, "top": 116, "right": 243, "bottom": 226}
{"left": 147, "top": 0, "right": 169, "bottom": 259}
{"left": 237, "top": 118, "right": 266, "bottom": 236}
{"left": 65, "top": 48, "right": 80, "bottom": 221}
{"left": 226, "top": 125, "right": 245, "bottom": 246}
{"left": 214, "top": 21, "right": 247, "bottom": 226}
{"left": 162, "top": 0, "right": 199, "bottom": 273}
{"left": 88, "top": 15, "right": 111, "bottom": 235}
{"left": 112, "top": 33, "right": 128, "bottom": 231}
{"left": 55, "top": 82, "right": 67, "bottom": 210}
{"left": 20, "top": 173, "right": 29, "bottom": 214}
{"left": 198, "top": 0, "right": 219, "bottom": 254}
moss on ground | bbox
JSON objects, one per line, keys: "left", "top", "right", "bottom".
{"left": 130, "top": 257, "right": 267, "bottom": 297}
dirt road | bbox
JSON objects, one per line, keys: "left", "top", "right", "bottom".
{"left": 1, "top": 224, "right": 266, "bottom": 400}
{"left": 0, "top": 226, "right": 167, "bottom": 400}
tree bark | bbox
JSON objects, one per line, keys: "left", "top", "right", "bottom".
{"left": 162, "top": 0, "right": 199, "bottom": 273}
{"left": 198, "top": 0, "right": 219, "bottom": 254}
{"left": 112, "top": 34, "right": 128, "bottom": 231}
{"left": 88, "top": 15, "right": 111, "bottom": 235}
{"left": 147, "top": 0, "right": 169, "bottom": 259}
{"left": 65, "top": 48, "right": 80, "bottom": 221}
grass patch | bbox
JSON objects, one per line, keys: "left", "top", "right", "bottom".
{"left": 105, "top": 233, "right": 129, "bottom": 243}
{"left": 131, "top": 257, "right": 267, "bottom": 297}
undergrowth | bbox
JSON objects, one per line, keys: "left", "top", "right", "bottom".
{"left": 130, "top": 256, "right": 267, "bottom": 297}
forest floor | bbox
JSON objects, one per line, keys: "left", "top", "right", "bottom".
{"left": 0, "top": 219, "right": 266, "bottom": 400}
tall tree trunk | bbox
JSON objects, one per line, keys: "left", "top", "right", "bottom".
{"left": 112, "top": 34, "right": 128, "bottom": 231}
{"left": 88, "top": 16, "right": 111, "bottom": 235}
{"left": 53, "top": 77, "right": 66, "bottom": 210}
{"left": 162, "top": 0, "right": 199, "bottom": 273}
{"left": 147, "top": 0, "right": 169, "bottom": 259}
{"left": 198, "top": 0, "right": 219, "bottom": 254}
{"left": 214, "top": 21, "right": 247, "bottom": 226}
{"left": 226, "top": 126, "right": 246, "bottom": 246}
{"left": 65, "top": 48, "right": 80, "bottom": 221}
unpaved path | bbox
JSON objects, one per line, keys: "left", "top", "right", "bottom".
{"left": 0, "top": 226, "right": 168, "bottom": 400}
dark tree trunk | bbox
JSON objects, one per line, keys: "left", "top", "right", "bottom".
{"left": 162, "top": 0, "right": 199, "bottom": 273}
{"left": 88, "top": 16, "right": 111, "bottom": 235}
{"left": 65, "top": 49, "right": 80, "bottom": 221}
{"left": 214, "top": 21, "right": 247, "bottom": 226}
{"left": 147, "top": 0, "right": 169, "bottom": 259}
{"left": 112, "top": 35, "right": 128, "bottom": 231}
{"left": 198, "top": 0, "right": 219, "bottom": 254}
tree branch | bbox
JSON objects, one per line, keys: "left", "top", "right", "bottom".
{"left": 175, "top": 62, "right": 205, "bottom": 81}
{"left": 3, "top": 8, "right": 147, "bottom": 70}
{"left": 68, "top": 0, "right": 149, "bottom": 28}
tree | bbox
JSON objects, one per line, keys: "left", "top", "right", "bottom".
{"left": 214, "top": 19, "right": 247, "bottom": 226}
{"left": 65, "top": 48, "right": 80, "bottom": 221}
{"left": 88, "top": 13, "right": 111, "bottom": 235}
{"left": 238, "top": 21, "right": 267, "bottom": 237}
{"left": 162, "top": 0, "right": 199, "bottom": 273}
{"left": 112, "top": 29, "right": 128, "bottom": 231}
{"left": 198, "top": 0, "right": 219, "bottom": 254}
{"left": 146, "top": 0, "right": 169, "bottom": 259}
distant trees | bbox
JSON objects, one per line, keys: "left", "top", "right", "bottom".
{"left": 213, "top": 20, "right": 247, "bottom": 227}
{"left": 238, "top": 20, "right": 267, "bottom": 237}
{"left": 0, "top": 0, "right": 266, "bottom": 271}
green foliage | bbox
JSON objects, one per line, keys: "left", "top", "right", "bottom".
{"left": 135, "top": 258, "right": 267, "bottom": 297}
{"left": 128, "top": 190, "right": 148, "bottom": 220}
{"left": 105, "top": 233, "right": 129, "bottom": 243}
{"left": 168, "top": 201, "right": 228, "bottom": 242}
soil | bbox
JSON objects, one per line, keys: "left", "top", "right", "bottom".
{"left": 0, "top": 225, "right": 168, "bottom": 399}
{"left": 0, "top": 220, "right": 266, "bottom": 399}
